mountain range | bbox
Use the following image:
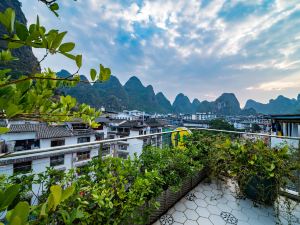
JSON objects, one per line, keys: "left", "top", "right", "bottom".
{"left": 3, "top": 1, "right": 300, "bottom": 116}
{"left": 57, "top": 70, "right": 300, "bottom": 115}
{"left": 0, "top": 0, "right": 40, "bottom": 76}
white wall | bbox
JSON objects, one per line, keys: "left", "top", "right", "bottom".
{"left": 271, "top": 137, "right": 299, "bottom": 149}
{"left": 127, "top": 138, "right": 144, "bottom": 158}
{"left": 1, "top": 132, "right": 36, "bottom": 141}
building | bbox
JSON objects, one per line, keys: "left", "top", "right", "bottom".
{"left": 0, "top": 121, "right": 97, "bottom": 175}
{"left": 268, "top": 114, "right": 300, "bottom": 148}
{"left": 106, "top": 119, "right": 165, "bottom": 158}
{"left": 0, "top": 121, "right": 98, "bottom": 205}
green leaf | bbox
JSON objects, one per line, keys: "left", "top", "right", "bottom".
{"left": 59, "top": 42, "right": 75, "bottom": 52}
{"left": 15, "top": 22, "right": 29, "bottom": 41}
{"left": 0, "top": 8, "right": 16, "bottom": 34}
{"left": 61, "top": 52, "right": 76, "bottom": 60}
{"left": 7, "top": 201, "right": 30, "bottom": 225}
{"left": 61, "top": 184, "right": 75, "bottom": 202}
{"left": 0, "top": 14, "right": 8, "bottom": 32}
{"left": 50, "top": 3, "right": 59, "bottom": 11}
{"left": 40, "top": 203, "right": 47, "bottom": 217}
{"left": 0, "top": 127, "right": 9, "bottom": 134}
{"left": 99, "top": 64, "right": 111, "bottom": 82}
{"left": 90, "top": 69, "right": 97, "bottom": 81}
{"left": 51, "top": 31, "right": 67, "bottom": 50}
{"left": 50, "top": 185, "right": 62, "bottom": 208}
{"left": 6, "top": 103, "right": 21, "bottom": 117}
{"left": 75, "top": 55, "right": 82, "bottom": 68}
{"left": 7, "top": 41, "right": 23, "bottom": 49}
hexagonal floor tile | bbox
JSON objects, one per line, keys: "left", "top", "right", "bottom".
{"left": 195, "top": 206, "right": 210, "bottom": 218}
{"left": 207, "top": 204, "right": 222, "bottom": 215}
{"left": 184, "top": 220, "right": 198, "bottom": 225}
{"left": 194, "top": 198, "right": 208, "bottom": 208}
{"left": 194, "top": 191, "right": 206, "bottom": 199}
{"left": 209, "top": 214, "right": 226, "bottom": 225}
{"left": 184, "top": 209, "right": 199, "bottom": 220}
{"left": 197, "top": 217, "right": 213, "bottom": 225}
{"left": 184, "top": 200, "right": 197, "bottom": 210}
{"left": 172, "top": 211, "right": 187, "bottom": 223}
{"left": 175, "top": 202, "right": 187, "bottom": 212}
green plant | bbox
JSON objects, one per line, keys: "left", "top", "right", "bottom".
{"left": 140, "top": 146, "right": 203, "bottom": 191}
{"left": 0, "top": 3, "right": 111, "bottom": 132}
{"left": 187, "top": 131, "right": 300, "bottom": 224}
{"left": 0, "top": 182, "right": 75, "bottom": 225}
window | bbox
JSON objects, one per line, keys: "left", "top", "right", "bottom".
{"left": 14, "top": 139, "right": 40, "bottom": 151}
{"left": 77, "top": 137, "right": 90, "bottom": 143}
{"left": 118, "top": 145, "right": 127, "bottom": 150}
{"left": 13, "top": 161, "right": 32, "bottom": 174}
{"left": 50, "top": 155, "right": 64, "bottom": 167}
{"left": 51, "top": 139, "right": 65, "bottom": 147}
{"left": 77, "top": 151, "right": 90, "bottom": 161}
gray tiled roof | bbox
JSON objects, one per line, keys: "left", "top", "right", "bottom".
{"left": 9, "top": 124, "right": 74, "bottom": 139}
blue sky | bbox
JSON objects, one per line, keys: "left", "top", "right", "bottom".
{"left": 20, "top": 0, "right": 300, "bottom": 106}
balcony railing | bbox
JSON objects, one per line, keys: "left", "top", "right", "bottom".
{"left": 0, "top": 128, "right": 299, "bottom": 225}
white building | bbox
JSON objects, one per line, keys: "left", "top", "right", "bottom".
{"left": 0, "top": 121, "right": 97, "bottom": 205}
{"left": 107, "top": 119, "right": 164, "bottom": 158}
{"left": 112, "top": 110, "right": 147, "bottom": 121}
{"left": 268, "top": 115, "right": 300, "bottom": 148}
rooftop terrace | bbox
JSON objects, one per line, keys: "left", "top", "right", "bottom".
{"left": 0, "top": 129, "right": 299, "bottom": 225}
{"left": 154, "top": 180, "right": 300, "bottom": 225}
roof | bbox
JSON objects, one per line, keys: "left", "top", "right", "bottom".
{"left": 7, "top": 124, "right": 94, "bottom": 139}
{"left": 8, "top": 124, "right": 73, "bottom": 139}
{"left": 95, "top": 117, "right": 111, "bottom": 123}
{"left": 145, "top": 119, "right": 166, "bottom": 127}
{"left": 266, "top": 114, "right": 300, "bottom": 120}
{"left": 118, "top": 120, "right": 147, "bottom": 128}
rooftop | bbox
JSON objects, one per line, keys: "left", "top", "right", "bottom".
{"left": 153, "top": 180, "right": 300, "bottom": 225}
{"left": 4, "top": 123, "right": 95, "bottom": 139}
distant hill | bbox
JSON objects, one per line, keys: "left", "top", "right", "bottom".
{"left": 245, "top": 95, "right": 300, "bottom": 114}
{"left": 57, "top": 70, "right": 257, "bottom": 115}
{"left": 173, "top": 93, "right": 194, "bottom": 114}
{"left": 0, "top": 0, "right": 40, "bottom": 76}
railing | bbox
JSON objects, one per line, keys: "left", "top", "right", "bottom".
{"left": 0, "top": 128, "right": 300, "bottom": 196}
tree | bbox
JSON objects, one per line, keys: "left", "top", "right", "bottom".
{"left": 252, "top": 123, "right": 261, "bottom": 133}
{"left": 209, "top": 118, "right": 235, "bottom": 131}
{"left": 0, "top": 0, "right": 111, "bottom": 134}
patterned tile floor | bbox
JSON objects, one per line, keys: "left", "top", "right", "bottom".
{"left": 153, "top": 180, "right": 300, "bottom": 225}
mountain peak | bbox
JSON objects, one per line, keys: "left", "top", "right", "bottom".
{"left": 192, "top": 98, "right": 201, "bottom": 104}
{"left": 125, "top": 76, "right": 142, "bottom": 85}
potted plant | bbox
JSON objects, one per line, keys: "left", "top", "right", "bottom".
{"left": 217, "top": 138, "right": 300, "bottom": 205}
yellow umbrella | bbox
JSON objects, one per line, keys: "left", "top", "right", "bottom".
{"left": 171, "top": 127, "right": 192, "bottom": 149}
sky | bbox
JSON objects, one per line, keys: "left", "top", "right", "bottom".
{"left": 20, "top": 0, "right": 300, "bottom": 107}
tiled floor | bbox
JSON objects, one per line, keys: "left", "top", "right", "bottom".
{"left": 153, "top": 180, "right": 300, "bottom": 225}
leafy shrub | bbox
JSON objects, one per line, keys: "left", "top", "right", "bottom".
{"left": 140, "top": 146, "right": 203, "bottom": 191}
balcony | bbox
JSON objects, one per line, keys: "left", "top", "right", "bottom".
{"left": 153, "top": 180, "right": 300, "bottom": 225}
{"left": 0, "top": 129, "right": 299, "bottom": 225}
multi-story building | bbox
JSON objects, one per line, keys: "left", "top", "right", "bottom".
{"left": 268, "top": 114, "right": 300, "bottom": 148}
{"left": 0, "top": 120, "right": 97, "bottom": 205}
{"left": 0, "top": 121, "right": 97, "bottom": 175}
{"left": 106, "top": 118, "right": 165, "bottom": 158}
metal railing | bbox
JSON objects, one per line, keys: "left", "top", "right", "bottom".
{"left": 1, "top": 127, "right": 300, "bottom": 198}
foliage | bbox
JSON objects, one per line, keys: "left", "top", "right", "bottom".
{"left": 209, "top": 118, "right": 235, "bottom": 131}
{"left": 251, "top": 123, "right": 261, "bottom": 132}
{"left": 140, "top": 146, "right": 203, "bottom": 191}
{"left": 188, "top": 131, "right": 300, "bottom": 206}
{"left": 0, "top": 144, "right": 206, "bottom": 225}
{"left": 0, "top": 5, "right": 111, "bottom": 129}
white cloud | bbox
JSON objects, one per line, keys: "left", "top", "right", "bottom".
{"left": 247, "top": 73, "right": 300, "bottom": 91}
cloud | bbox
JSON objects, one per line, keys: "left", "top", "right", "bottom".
{"left": 19, "top": 0, "right": 300, "bottom": 105}
{"left": 247, "top": 73, "right": 300, "bottom": 91}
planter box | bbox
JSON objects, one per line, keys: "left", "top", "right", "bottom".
{"left": 147, "top": 169, "right": 206, "bottom": 224}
